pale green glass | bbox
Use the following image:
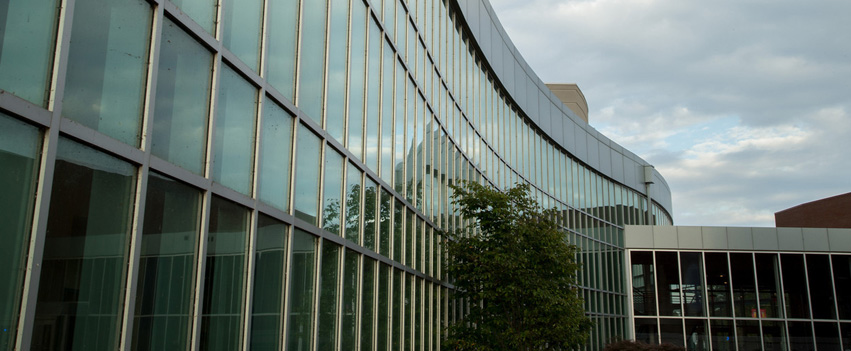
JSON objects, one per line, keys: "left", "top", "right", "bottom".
{"left": 380, "top": 40, "right": 394, "bottom": 183}
{"left": 294, "top": 125, "right": 321, "bottom": 225}
{"left": 222, "top": 0, "right": 261, "bottom": 70}
{"left": 393, "top": 60, "right": 405, "bottom": 193}
{"left": 322, "top": 149, "right": 344, "bottom": 235}
{"left": 258, "top": 99, "right": 294, "bottom": 211}
{"left": 0, "top": 113, "right": 39, "bottom": 350}
{"left": 297, "top": 0, "right": 327, "bottom": 123}
{"left": 364, "top": 19, "right": 381, "bottom": 172}
{"left": 212, "top": 65, "right": 257, "bottom": 195}
{"left": 200, "top": 197, "right": 248, "bottom": 351}
{"left": 62, "top": 0, "right": 151, "bottom": 146}
{"left": 152, "top": 19, "right": 212, "bottom": 174}
{"left": 132, "top": 172, "right": 200, "bottom": 351}
{"left": 171, "top": 0, "right": 215, "bottom": 33}
{"left": 325, "top": 0, "right": 349, "bottom": 141}
{"left": 345, "top": 163, "right": 362, "bottom": 244}
{"left": 250, "top": 215, "right": 288, "bottom": 351}
{"left": 287, "top": 229, "right": 316, "bottom": 351}
{"left": 266, "top": 0, "right": 298, "bottom": 100}
{"left": 347, "top": 2, "right": 366, "bottom": 159}
{"left": 33, "top": 137, "right": 136, "bottom": 351}
{"left": 0, "top": 0, "right": 58, "bottom": 106}
{"left": 316, "top": 241, "right": 341, "bottom": 351}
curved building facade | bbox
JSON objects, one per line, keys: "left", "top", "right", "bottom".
{"left": 0, "top": 0, "right": 671, "bottom": 350}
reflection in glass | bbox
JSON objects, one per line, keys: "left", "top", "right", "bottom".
{"left": 730, "top": 253, "right": 758, "bottom": 318}
{"left": 200, "top": 197, "right": 247, "bottom": 351}
{"left": 250, "top": 215, "right": 288, "bottom": 351}
{"left": 392, "top": 269, "right": 403, "bottom": 350}
{"left": 325, "top": 0, "right": 349, "bottom": 142}
{"left": 736, "top": 320, "right": 762, "bottom": 351}
{"left": 258, "top": 99, "right": 293, "bottom": 211}
{"left": 361, "top": 258, "right": 376, "bottom": 351}
{"left": 363, "top": 179, "right": 378, "bottom": 251}
{"left": 814, "top": 322, "right": 840, "bottom": 351}
{"left": 294, "top": 125, "right": 322, "bottom": 225}
{"left": 63, "top": 0, "right": 151, "bottom": 146}
{"left": 297, "top": 0, "right": 327, "bottom": 123}
{"left": 33, "top": 137, "right": 136, "bottom": 351}
{"left": 659, "top": 319, "right": 683, "bottom": 347}
{"left": 341, "top": 249, "right": 359, "bottom": 349}
{"left": 212, "top": 65, "right": 257, "bottom": 195}
{"left": 0, "top": 0, "right": 58, "bottom": 105}
{"left": 755, "top": 253, "right": 783, "bottom": 318}
{"left": 266, "top": 0, "right": 298, "bottom": 100}
{"left": 287, "top": 229, "right": 316, "bottom": 351}
{"left": 655, "top": 252, "right": 681, "bottom": 316}
{"left": 316, "top": 241, "right": 340, "bottom": 351}
{"left": 393, "top": 200, "right": 404, "bottom": 261}
{"left": 704, "top": 253, "right": 732, "bottom": 317}
{"left": 364, "top": 19, "right": 381, "bottom": 172}
{"left": 347, "top": 2, "right": 367, "bottom": 159}
{"left": 684, "top": 319, "right": 708, "bottom": 351}
{"left": 345, "top": 163, "right": 362, "bottom": 244}
{"left": 807, "top": 254, "right": 836, "bottom": 319}
{"left": 709, "top": 319, "right": 735, "bottom": 351}
{"left": 833, "top": 256, "right": 851, "bottom": 319}
{"left": 222, "top": 0, "right": 261, "bottom": 70}
{"left": 788, "top": 321, "right": 815, "bottom": 351}
{"left": 377, "top": 264, "right": 390, "bottom": 350}
{"left": 379, "top": 190, "right": 392, "bottom": 257}
{"left": 781, "top": 254, "right": 810, "bottom": 319}
{"left": 170, "top": 0, "right": 216, "bottom": 33}
{"left": 635, "top": 318, "right": 660, "bottom": 345}
{"left": 152, "top": 19, "right": 212, "bottom": 174}
{"left": 762, "top": 321, "right": 787, "bottom": 351}
{"left": 133, "top": 173, "right": 200, "bottom": 351}
{"left": 380, "top": 40, "right": 394, "bottom": 183}
{"left": 680, "top": 252, "right": 705, "bottom": 317}
{"left": 0, "top": 114, "right": 39, "bottom": 350}
{"left": 323, "top": 149, "right": 345, "bottom": 235}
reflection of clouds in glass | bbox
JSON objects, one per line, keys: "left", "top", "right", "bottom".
{"left": 0, "top": 0, "right": 58, "bottom": 105}
{"left": 213, "top": 66, "right": 257, "bottom": 195}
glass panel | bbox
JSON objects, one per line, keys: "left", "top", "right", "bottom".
{"left": 393, "top": 200, "right": 404, "bottom": 261}
{"left": 705, "top": 253, "right": 732, "bottom": 317}
{"left": 364, "top": 20, "right": 381, "bottom": 172}
{"left": 363, "top": 179, "right": 378, "bottom": 251}
{"left": 258, "top": 98, "right": 293, "bottom": 211}
{"left": 323, "top": 149, "right": 345, "bottom": 235}
{"left": 152, "top": 19, "right": 212, "bottom": 174}
{"left": 0, "top": 114, "right": 39, "bottom": 349}
{"left": 736, "top": 320, "right": 762, "bottom": 351}
{"left": 758, "top": 321, "right": 785, "bottom": 351}
{"left": 655, "top": 252, "right": 681, "bottom": 316}
{"left": 833, "top": 255, "right": 851, "bottom": 319}
{"left": 212, "top": 65, "right": 257, "bottom": 195}
{"left": 0, "top": 0, "right": 58, "bottom": 105}
{"left": 316, "top": 241, "right": 340, "bottom": 351}
{"left": 377, "top": 264, "right": 390, "bottom": 351}
{"left": 392, "top": 269, "right": 402, "bottom": 350}
{"left": 325, "top": 0, "right": 349, "bottom": 142}
{"left": 340, "top": 249, "right": 359, "bottom": 350}
{"left": 170, "top": 0, "right": 216, "bottom": 33}
{"left": 781, "top": 254, "right": 810, "bottom": 318}
{"left": 379, "top": 189, "right": 392, "bottom": 257}
{"left": 684, "top": 319, "right": 708, "bottom": 351}
{"left": 33, "top": 137, "right": 135, "bottom": 351}
{"left": 659, "top": 318, "right": 684, "bottom": 347}
{"left": 815, "top": 322, "right": 841, "bottom": 351}
{"left": 361, "top": 258, "right": 376, "bottom": 351}
{"left": 250, "top": 215, "right": 288, "bottom": 351}
{"left": 380, "top": 40, "right": 394, "bottom": 183}
{"left": 287, "top": 229, "right": 317, "bottom": 351}
{"left": 294, "top": 125, "right": 322, "bottom": 225}
{"left": 297, "top": 0, "right": 327, "bottom": 122}
{"left": 63, "top": 0, "right": 151, "bottom": 146}
{"left": 200, "top": 197, "right": 247, "bottom": 351}
{"left": 841, "top": 323, "right": 851, "bottom": 351}
{"left": 807, "top": 254, "right": 836, "bottom": 319}
{"left": 788, "top": 321, "right": 815, "bottom": 351}
{"left": 709, "top": 319, "right": 735, "bottom": 351}
{"left": 221, "top": 0, "right": 261, "bottom": 70}
{"left": 680, "top": 252, "right": 705, "bottom": 317}
{"left": 345, "top": 163, "right": 362, "bottom": 244}
{"left": 755, "top": 253, "right": 783, "bottom": 318}
{"left": 266, "top": 0, "right": 298, "bottom": 100}
{"left": 132, "top": 173, "right": 199, "bottom": 351}
{"left": 730, "top": 253, "right": 758, "bottom": 318}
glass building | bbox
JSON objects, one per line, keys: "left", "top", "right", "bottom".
{"left": 626, "top": 226, "right": 851, "bottom": 351}
{"left": 0, "top": 0, "right": 672, "bottom": 350}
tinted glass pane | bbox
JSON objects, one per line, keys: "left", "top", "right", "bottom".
{"left": 152, "top": 19, "right": 212, "bottom": 174}
{"left": 704, "top": 253, "right": 732, "bottom": 317}
{"left": 33, "top": 137, "right": 136, "bottom": 351}
{"left": 222, "top": 0, "right": 261, "bottom": 70}
{"left": 680, "top": 252, "right": 705, "bottom": 317}
{"left": 730, "top": 253, "right": 757, "bottom": 318}
{"left": 759, "top": 321, "right": 786, "bottom": 351}
{"left": 294, "top": 125, "right": 321, "bottom": 225}
{"left": 361, "top": 258, "right": 376, "bottom": 351}
{"left": 755, "top": 253, "right": 783, "bottom": 318}
{"left": 364, "top": 19, "right": 381, "bottom": 172}
{"left": 841, "top": 323, "right": 851, "bottom": 351}
{"left": 132, "top": 173, "right": 199, "bottom": 351}
{"left": 685, "top": 319, "right": 708, "bottom": 351}
{"left": 363, "top": 179, "right": 378, "bottom": 251}
{"left": 266, "top": 0, "right": 298, "bottom": 100}
{"left": 659, "top": 319, "right": 683, "bottom": 347}
{"left": 325, "top": 0, "right": 349, "bottom": 142}
{"left": 316, "top": 241, "right": 340, "bottom": 351}
{"left": 212, "top": 65, "right": 257, "bottom": 195}
{"left": 377, "top": 264, "right": 390, "bottom": 351}
{"left": 634, "top": 318, "right": 658, "bottom": 345}
{"left": 345, "top": 163, "right": 362, "bottom": 244}
{"left": 380, "top": 40, "right": 394, "bottom": 183}
{"left": 392, "top": 269, "right": 402, "bottom": 350}
{"left": 170, "top": 0, "right": 215, "bottom": 33}
{"left": 297, "top": 0, "right": 327, "bottom": 123}
{"left": 322, "top": 149, "right": 344, "bottom": 235}
{"left": 379, "top": 190, "right": 392, "bottom": 257}
{"left": 833, "top": 255, "right": 851, "bottom": 319}
{"left": 200, "top": 197, "right": 247, "bottom": 351}
{"left": 258, "top": 99, "right": 293, "bottom": 211}
{"left": 0, "top": 0, "right": 58, "bottom": 105}
{"left": 736, "top": 320, "right": 761, "bottom": 351}
{"left": 347, "top": 2, "right": 366, "bottom": 159}
{"left": 393, "top": 200, "right": 404, "bottom": 261}
{"left": 287, "top": 229, "right": 316, "bottom": 351}
{"left": 709, "top": 319, "right": 735, "bottom": 351}
{"left": 0, "top": 114, "right": 39, "bottom": 349}
{"left": 807, "top": 254, "right": 836, "bottom": 319}
{"left": 815, "top": 322, "right": 841, "bottom": 351}
{"left": 781, "top": 254, "right": 810, "bottom": 318}
{"left": 63, "top": 0, "right": 151, "bottom": 146}
{"left": 250, "top": 215, "right": 287, "bottom": 351}
{"left": 655, "top": 252, "right": 681, "bottom": 316}
{"left": 788, "top": 321, "right": 815, "bottom": 351}
{"left": 340, "top": 250, "right": 359, "bottom": 349}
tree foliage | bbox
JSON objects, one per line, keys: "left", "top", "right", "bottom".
{"left": 443, "top": 182, "right": 593, "bottom": 351}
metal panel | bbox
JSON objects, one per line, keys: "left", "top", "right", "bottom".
{"left": 777, "top": 227, "right": 805, "bottom": 251}
{"left": 752, "top": 227, "right": 780, "bottom": 250}
{"left": 802, "top": 228, "right": 829, "bottom": 252}
{"left": 701, "top": 226, "right": 728, "bottom": 249}
{"left": 677, "top": 226, "right": 702, "bottom": 249}
{"left": 727, "top": 227, "right": 754, "bottom": 250}
{"left": 652, "top": 226, "right": 677, "bottom": 249}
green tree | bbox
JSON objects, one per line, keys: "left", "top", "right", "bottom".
{"left": 443, "top": 182, "right": 592, "bottom": 351}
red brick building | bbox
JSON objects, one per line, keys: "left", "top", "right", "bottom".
{"left": 775, "top": 192, "right": 851, "bottom": 228}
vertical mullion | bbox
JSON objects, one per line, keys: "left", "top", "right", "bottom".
{"left": 802, "top": 254, "right": 817, "bottom": 350}
{"left": 190, "top": 192, "right": 214, "bottom": 351}
{"left": 311, "top": 240, "right": 325, "bottom": 351}
{"left": 241, "top": 210, "right": 260, "bottom": 350}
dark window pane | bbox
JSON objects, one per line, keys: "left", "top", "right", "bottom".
{"left": 709, "top": 319, "right": 735, "bottom": 351}
{"left": 684, "top": 319, "right": 708, "bottom": 351}
{"left": 361, "top": 258, "right": 376, "bottom": 351}
{"left": 730, "top": 253, "right": 757, "bottom": 318}
{"left": 250, "top": 215, "right": 287, "bottom": 351}
{"left": 781, "top": 254, "right": 810, "bottom": 318}
{"left": 680, "top": 252, "right": 705, "bottom": 317}
{"left": 655, "top": 252, "right": 681, "bottom": 316}
{"left": 659, "top": 318, "right": 684, "bottom": 347}
{"left": 287, "top": 229, "right": 316, "bottom": 351}
{"left": 755, "top": 253, "right": 783, "bottom": 318}
{"left": 340, "top": 250, "right": 359, "bottom": 349}
{"left": 377, "top": 264, "right": 390, "bottom": 351}
{"left": 34, "top": 137, "right": 136, "bottom": 351}
{"left": 631, "top": 251, "right": 656, "bottom": 316}
{"left": 807, "top": 254, "right": 836, "bottom": 319}
{"left": 634, "top": 318, "right": 658, "bottom": 345}
{"left": 316, "top": 241, "right": 340, "bottom": 351}
{"left": 379, "top": 190, "right": 392, "bottom": 257}
{"left": 735, "top": 320, "right": 761, "bottom": 351}
{"left": 705, "top": 253, "right": 732, "bottom": 317}
{"left": 322, "top": 149, "right": 345, "bottom": 235}
{"left": 762, "top": 321, "right": 787, "bottom": 351}
{"left": 840, "top": 323, "right": 851, "bottom": 351}
{"left": 788, "top": 321, "right": 815, "bottom": 351}
{"left": 814, "top": 322, "right": 840, "bottom": 351}
{"left": 133, "top": 173, "right": 200, "bottom": 351}
{"left": 345, "top": 163, "right": 362, "bottom": 244}
{"left": 363, "top": 179, "right": 378, "bottom": 251}
{"left": 833, "top": 255, "right": 851, "bottom": 319}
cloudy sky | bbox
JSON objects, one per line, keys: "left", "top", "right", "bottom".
{"left": 489, "top": 0, "right": 851, "bottom": 227}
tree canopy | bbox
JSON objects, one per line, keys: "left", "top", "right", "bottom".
{"left": 443, "top": 182, "right": 593, "bottom": 351}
